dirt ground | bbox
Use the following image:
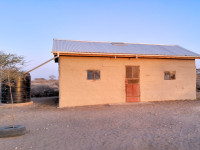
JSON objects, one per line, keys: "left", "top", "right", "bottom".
{"left": 1, "top": 95, "right": 200, "bottom": 150}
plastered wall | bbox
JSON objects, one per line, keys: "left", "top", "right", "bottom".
{"left": 59, "top": 56, "right": 196, "bottom": 107}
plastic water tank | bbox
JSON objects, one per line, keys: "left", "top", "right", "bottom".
{"left": 1, "top": 73, "right": 31, "bottom": 103}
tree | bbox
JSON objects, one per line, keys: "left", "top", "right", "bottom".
{"left": 0, "top": 51, "right": 25, "bottom": 128}
{"left": 0, "top": 51, "right": 24, "bottom": 68}
{"left": 0, "top": 51, "right": 25, "bottom": 89}
{"left": 49, "top": 75, "right": 56, "bottom": 80}
{"left": 0, "top": 51, "right": 25, "bottom": 86}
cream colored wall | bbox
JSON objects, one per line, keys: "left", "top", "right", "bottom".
{"left": 59, "top": 56, "right": 196, "bottom": 107}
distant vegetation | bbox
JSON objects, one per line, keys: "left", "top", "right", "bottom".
{"left": 197, "top": 69, "right": 200, "bottom": 92}
{"left": 31, "top": 76, "right": 59, "bottom": 97}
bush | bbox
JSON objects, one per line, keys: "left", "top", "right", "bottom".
{"left": 31, "top": 85, "right": 58, "bottom": 97}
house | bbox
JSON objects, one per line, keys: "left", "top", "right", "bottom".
{"left": 52, "top": 39, "right": 200, "bottom": 108}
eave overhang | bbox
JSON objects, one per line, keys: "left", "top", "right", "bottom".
{"left": 52, "top": 51, "right": 200, "bottom": 60}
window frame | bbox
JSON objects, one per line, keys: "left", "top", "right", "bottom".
{"left": 164, "top": 71, "right": 176, "bottom": 80}
{"left": 87, "top": 70, "right": 100, "bottom": 80}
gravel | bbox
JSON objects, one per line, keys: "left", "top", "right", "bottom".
{"left": 1, "top": 97, "right": 200, "bottom": 150}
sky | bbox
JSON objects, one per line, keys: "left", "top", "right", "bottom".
{"left": 0, "top": 0, "right": 200, "bottom": 79}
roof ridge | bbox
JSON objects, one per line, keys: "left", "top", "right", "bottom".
{"left": 53, "top": 39, "right": 177, "bottom": 46}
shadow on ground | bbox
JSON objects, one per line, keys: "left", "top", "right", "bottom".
{"left": 31, "top": 96, "right": 59, "bottom": 108}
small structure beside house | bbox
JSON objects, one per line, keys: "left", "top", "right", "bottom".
{"left": 52, "top": 39, "right": 200, "bottom": 108}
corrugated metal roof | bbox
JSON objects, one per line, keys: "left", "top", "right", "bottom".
{"left": 52, "top": 39, "right": 200, "bottom": 57}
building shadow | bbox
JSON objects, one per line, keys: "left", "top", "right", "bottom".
{"left": 31, "top": 96, "right": 59, "bottom": 108}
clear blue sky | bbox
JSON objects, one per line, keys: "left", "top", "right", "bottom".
{"left": 0, "top": 0, "right": 200, "bottom": 79}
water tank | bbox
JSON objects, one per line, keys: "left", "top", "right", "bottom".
{"left": 1, "top": 73, "right": 31, "bottom": 103}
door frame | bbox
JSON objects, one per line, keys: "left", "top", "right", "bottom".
{"left": 125, "top": 65, "right": 140, "bottom": 102}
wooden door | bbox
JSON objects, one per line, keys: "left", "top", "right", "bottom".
{"left": 125, "top": 66, "right": 140, "bottom": 102}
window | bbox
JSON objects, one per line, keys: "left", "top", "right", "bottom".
{"left": 126, "top": 66, "right": 139, "bottom": 78}
{"left": 164, "top": 71, "right": 176, "bottom": 80}
{"left": 126, "top": 66, "right": 140, "bottom": 84}
{"left": 87, "top": 70, "right": 100, "bottom": 80}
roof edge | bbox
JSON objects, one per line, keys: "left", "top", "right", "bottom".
{"left": 51, "top": 51, "right": 200, "bottom": 59}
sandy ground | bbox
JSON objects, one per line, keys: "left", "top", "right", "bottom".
{"left": 1, "top": 96, "right": 200, "bottom": 150}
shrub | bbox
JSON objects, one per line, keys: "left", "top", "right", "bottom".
{"left": 31, "top": 85, "right": 58, "bottom": 97}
